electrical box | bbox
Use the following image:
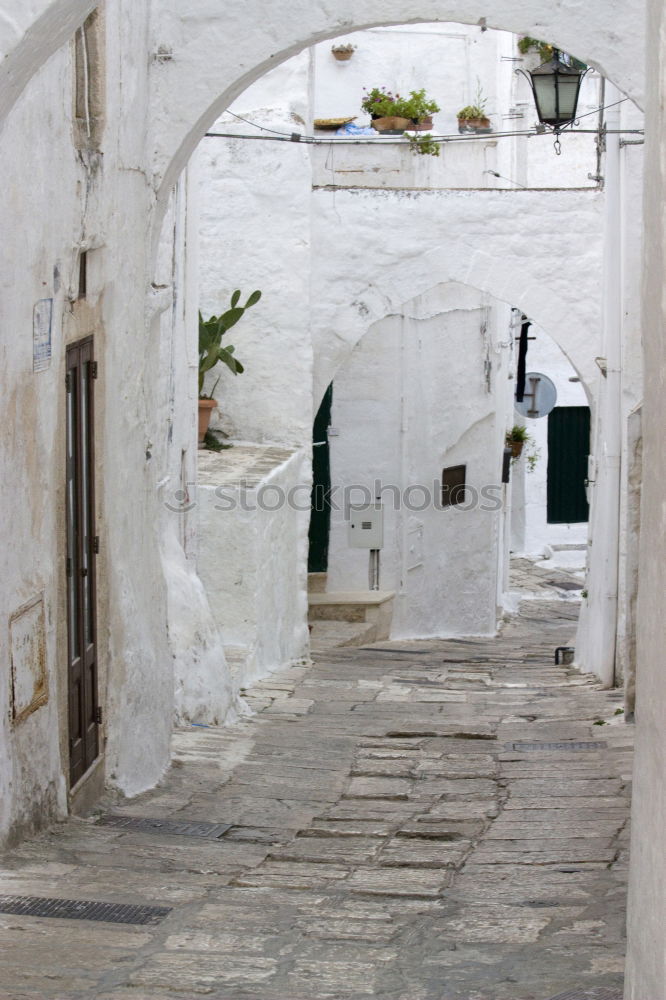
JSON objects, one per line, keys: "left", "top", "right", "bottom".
{"left": 348, "top": 503, "right": 383, "bottom": 549}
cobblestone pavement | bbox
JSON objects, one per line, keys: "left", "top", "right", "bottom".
{"left": 0, "top": 586, "right": 632, "bottom": 1000}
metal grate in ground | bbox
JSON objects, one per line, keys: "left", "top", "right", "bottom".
{"left": 544, "top": 989, "right": 622, "bottom": 1000}
{"left": 506, "top": 741, "right": 607, "bottom": 751}
{"left": 98, "top": 814, "right": 231, "bottom": 839}
{"left": 0, "top": 895, "right": 171, "bottom": 925}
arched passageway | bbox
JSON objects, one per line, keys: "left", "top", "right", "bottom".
{"left": 0, "top": 12, "right": 645, "bottom": 978}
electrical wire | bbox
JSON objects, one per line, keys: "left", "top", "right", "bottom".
{"left": 205, "top": 126, "right": 644, "bottom": 146}
{"left": 210, "top": 95, "right": 639, "bottom": 148}
{"left": 226, "top": 109, "right": 302, "bottom": 138}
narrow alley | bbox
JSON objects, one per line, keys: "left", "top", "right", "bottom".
{"left": 0, "top": 569, "right": 631, "bottom": 1000}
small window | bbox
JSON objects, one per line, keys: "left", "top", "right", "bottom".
{"left": 77, "top": 251, "right": 87, "bottom": 299}
{"left": 442, "top": 465, "right": 467, "bottom": 508}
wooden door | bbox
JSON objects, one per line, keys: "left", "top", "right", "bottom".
{"left": 547, "top": 406, "right": 591, "bottom": 524}
{"left": 66, "top": 338, "right": 99, "bottom": 785}
{"left": 308, "top": 384, "right": 333, "bottom": 573}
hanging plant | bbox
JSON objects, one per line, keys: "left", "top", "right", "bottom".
{"left": 406, "top": 132, "right": 440, "bottom": 157}
{"left": 331, "top": 43, "right": 356, "bottom": 61}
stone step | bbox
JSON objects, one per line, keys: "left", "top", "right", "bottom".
{"left": 308, "top": 572, "right": 328, "bottom": 593}
{"left": 309, "top": 621, "right": 377, "bottom": 652}
{"left": 308, "top": 590, "right": 395, "bottom": 642}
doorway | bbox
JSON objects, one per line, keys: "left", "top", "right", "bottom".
{"left": 308, "top": 384, "right": 333, "bottom": 573}
{"left": 65, "top": 337, "right": 100, "bottom": 786}
{"left": 547, "top": 405, "right": 591, "bottom": 524}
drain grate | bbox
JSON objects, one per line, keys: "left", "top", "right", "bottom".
{"left": 544, "top": 989, "right": 622, "bottom": 1000}
{"left": 506, "top": 741, "right": 607, "bottom": 752}
{"left": 0, "top": 894, "right": 171, "bottom": 925}
{"left": 99, "top": 814, "right": 231, "bottom": 839}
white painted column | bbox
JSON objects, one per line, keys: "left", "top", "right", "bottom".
{"left": 575, "top": 87, "right": 622, "bottom": 686}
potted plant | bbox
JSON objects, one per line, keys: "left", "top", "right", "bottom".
{"left": 457, "top": 82, "right": 491, "bottom": 132}
{"left": 331, "top": 43, "right": 356, "bottom": 61}
{"left": 361, "top": 87, "right": 440, "bottom": 133}
{"left": 506, "top": 424, "right": 530, "bottom": 458}
{"left": 198, "top": 289, "right": 261, "bottom": 445}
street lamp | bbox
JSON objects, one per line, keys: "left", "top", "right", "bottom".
{"left": 519, "top": 49, "right": 590, "bottom": 132}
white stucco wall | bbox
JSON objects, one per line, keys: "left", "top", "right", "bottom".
{"left": 326, "top": 283, "right": 513, "bottom": 637}
{"left": 196, "top": 53, "right": 314, "bottom": 446}
{"left": 311, "top": 24, "right": 601, "bottom": 192}
{"left": 197, "top": 447, "right": 310, "bottom": 694}
{"left": 624, "top": 0, "right": 666, "bottom": 993}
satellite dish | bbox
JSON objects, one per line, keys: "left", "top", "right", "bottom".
{"left": 515, "top": 372, "right": 557, "bottom": 418}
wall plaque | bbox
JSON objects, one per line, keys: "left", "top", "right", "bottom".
{"left": 33, "top": 298, "right": 53, "bottom": 372}
{"left": 10, "top": 595, "right": 48, "bottom": 725}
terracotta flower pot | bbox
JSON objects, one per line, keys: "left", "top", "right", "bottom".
{"left": 509, "top": 439, "right": 524, "bottom": 458}
{"left": 458, "top": 116, "right": 491, "bottom": 133}
{"left": 410, "top": 115, "right": 434, "bottom": 131}
{"left": 332, "top": 48, "right": 354, "bottom": 61}
{"left": 198, "top": 398, "right": 217, "bottom": 445}
{"left": 372, "top": 115, "right": 412, "bottom": 133}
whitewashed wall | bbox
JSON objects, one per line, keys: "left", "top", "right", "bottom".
{"left": 326, "top": 284, "right": 514, "bottom": 637}
{"left": 197, "top": 447, "right": 310, "bottom": 693}
{"left": 311, "top": 25, "right": 601, "bottom": 192}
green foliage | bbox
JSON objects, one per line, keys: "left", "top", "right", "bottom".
{"left": 407, "top": 132, "right": 440, "bottom": 157}
{"left": 506, "top": 425, "right": 539, "bottom": 473}
{"left": 203, "top": 428, "right": 232, "bottom": 451}
{"left": 198, "top": 289, "right": 261, "bottom": 398}
{"left": 518, "top": 36, "right": 554, "bottom": 61}
{"left": 518, "top": 38, "right": 587, "bottom": 71}
{"left": 457, "top": 80, "right": 488, "bottom": 120}
{"left": 457, "top": 105, "right": 487, "bottom": 120}
{"left": 525, "top": 444, "right": 541, "bottom": 473}
{"left": 361, "top": 86, "right": 440, "bottom": 120}
{"left": 614, "top": 708, "right": 624, "bottom": 716}
{"left": 593, "top": 719, "right": 607, "bottom": 726}
{"left": 507, "top": 424, "right": 529, "bottom": 443}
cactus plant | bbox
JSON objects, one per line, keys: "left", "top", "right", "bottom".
{"left": 198, "top": 289, "right": 261, "bottom": 398}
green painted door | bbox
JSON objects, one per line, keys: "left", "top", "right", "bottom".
{"left": 308, "top": 384, "right": 333, "bottom": 572}
{"left": 547, "top": 405, "right": 590, "bottom": 524}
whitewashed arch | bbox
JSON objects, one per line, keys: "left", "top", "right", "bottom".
{"left": 149, "top": 0, "right": 645, "bottom": 217}
{"left": 308, "top": 187, "right": 603, "bottom": 406}
{"left": 0, "top": 0, "right": 96, "bottom": 123}
{"left": 0, "top": 0, "right": 645, "bottom": 176}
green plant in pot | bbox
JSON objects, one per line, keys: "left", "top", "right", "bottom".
{"left": 198, "top": 288, "right": 261, "bottom": 445}
{"left": 457, "top": 81, "right": 491, "bottom": 132}
{"left": 506, "top": 424, "right": 530, "bottom": 458}
{"left": 361, "top": 86, "right": 440, "bottom": 135}
{"left": 506, "top": 425, "right": 540, "bottom": 471}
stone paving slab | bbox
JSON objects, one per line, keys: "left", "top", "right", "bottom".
{"left": 0, "top": 574, "right": 632, "bottom": 999}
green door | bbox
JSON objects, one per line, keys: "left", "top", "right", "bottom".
{"left": 308, "top": 384, "right": 333, "bottom": 572}
{"left": 547, "top": 406, "right": 590, "bottom": 524}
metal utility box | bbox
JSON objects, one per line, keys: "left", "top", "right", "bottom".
{"left": 348, "top": 503, "right": 384, "bottom": 549}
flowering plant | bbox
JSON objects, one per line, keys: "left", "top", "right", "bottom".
{"left": 361, "top": 87, "right": 440, "bottom": 120}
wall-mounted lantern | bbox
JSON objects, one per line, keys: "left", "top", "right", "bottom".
{"left": 518, "top": 49, "right": 590, "bottom": 132}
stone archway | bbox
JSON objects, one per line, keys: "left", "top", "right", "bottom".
{"left": 308, "top": 189, "right": 602, "bottom": 407}
{"left": 148, "top": 0, "right": 645, "bottom": 233}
